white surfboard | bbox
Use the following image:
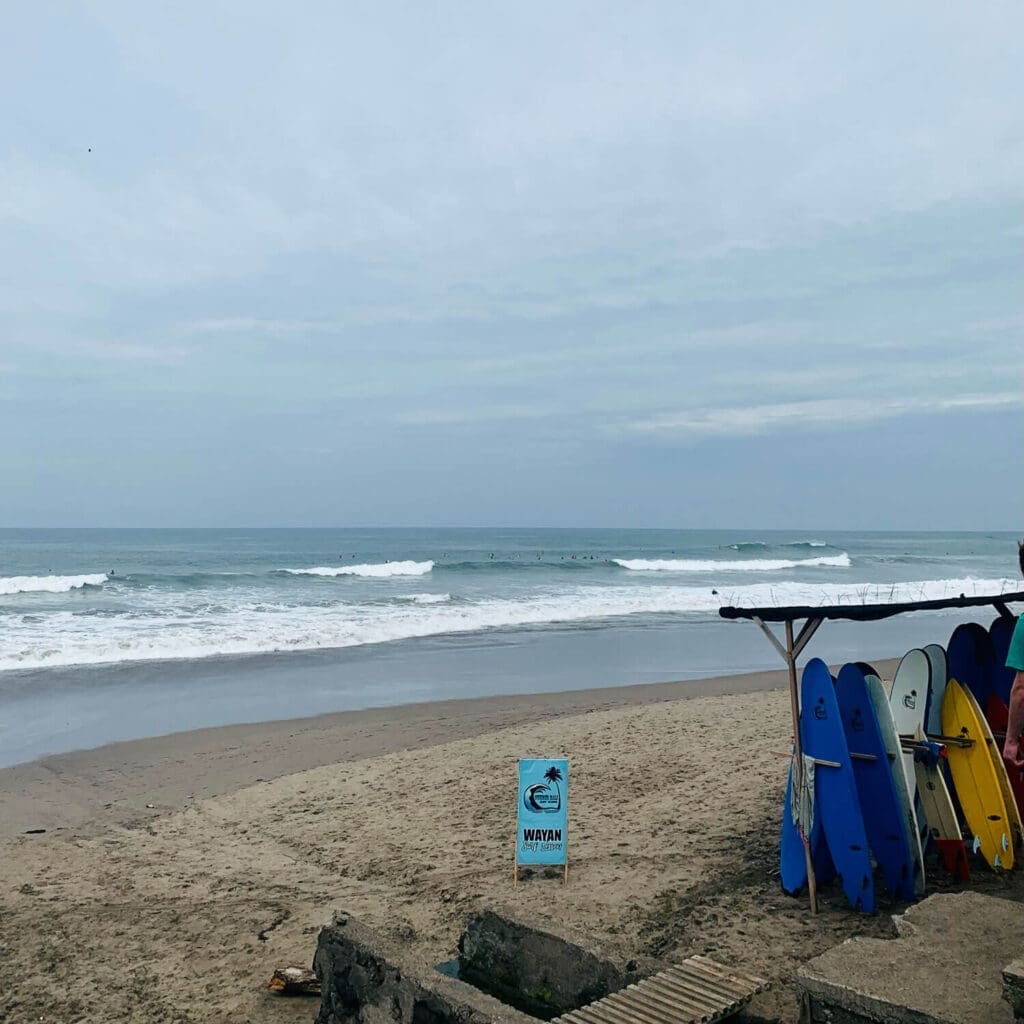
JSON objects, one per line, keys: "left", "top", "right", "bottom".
{"left": 890, "top": 649, "right": 934, "bottom": 866}
{"left": 890, "top": 649, "right": 931, "bottom": 795}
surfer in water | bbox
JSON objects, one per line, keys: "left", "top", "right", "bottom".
{"left": 1001, "top": 541, "right": 1024, "bottom": 768}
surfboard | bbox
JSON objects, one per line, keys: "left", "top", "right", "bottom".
{"left": 979, "top": 618, "right": 1012, "bottom": 734}
{"left": 948, "top": 622, "right": 995, "bottom": 710}
{"left": 802, "top": 663, "right": 876, "bottom": 913}
{"left": 861, "top": 662, "right": 925, "bottom": 895}
{"left": 920, "top": 641, "right": 968, "bottom": 824}
{"left": 941, "top": 679, "right": 1013, "bottom": 870}
{"left": 912, "top": 738, "right": 969, "bottom": 882}
{"left": 991, "top": 615, "right": 1018, "bottom": 707}
{"left": 888, "top": 650, "right": 933, "bottom": 865}
{"left": 987, "top": 616, "right": 1016, "bottom": 734}
{"left": 923, "top": 644, "right": 948, "bottom": 737}
{"left": 801, "top": 657, "right": 874, "bottom": 912}
{"left": 836, "top": 663, "right": 915, "bottom": 901}
{"left": 960, "top": 683, "right": 1024, "bottom": 844}
{"left": 780, "top": 757, "right": 836, "bottom": 895}
{"left": 889, "top": 649, "right": 930, "bottom": 790}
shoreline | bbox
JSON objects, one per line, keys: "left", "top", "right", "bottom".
{"left": 0, "top": 607, "right": 989, "bottom": 769}
{"left": 0, "top": 659, "right": 898, "bottom": 838}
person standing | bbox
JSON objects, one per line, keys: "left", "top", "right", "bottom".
{"left": 1002, "top": 542, "right": 1024, "bottom": 767}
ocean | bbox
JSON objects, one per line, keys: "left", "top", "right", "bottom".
{"left": 0, "top": 528, "right": 1020, "bottom": 766}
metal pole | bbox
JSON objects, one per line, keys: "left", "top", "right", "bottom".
{"left": 786, "top": 618, "right": 817, "bottom": 914}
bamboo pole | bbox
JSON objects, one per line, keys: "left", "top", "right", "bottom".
{"left": 785, "top": 618, "right": 817, "bottom": 914}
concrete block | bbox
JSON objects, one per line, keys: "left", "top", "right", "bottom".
{"left": 1002, "top": 957, "right": 1024, "bottom": 1023}
{"left": 314, "top": 912, "right": 534, "bottom": 1024}
{"left": 458, "top": 908, "right": 635, "bottom": 1018}
{"left": 795, "top": 892, "right": 1023, "bottom": 1024}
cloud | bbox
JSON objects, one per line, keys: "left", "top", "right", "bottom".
{"left": 1, "top": 4, "right": 1023, "bottom": 525}
{"left": 183, "top": 317, "right": 339, "bottom": 337}
{"left": 626, "top": 392, "right": 1024, "bottom": 438}
{"left": 394, "top": 404, "right": 554, "bottom": 426}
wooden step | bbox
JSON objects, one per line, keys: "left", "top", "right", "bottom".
{"left": 552, "top": 955, "right": 769, "bottom": 1024}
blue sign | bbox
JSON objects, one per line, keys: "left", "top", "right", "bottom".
{"left": 517, "top": 758, "right": 568, "bottom": 865}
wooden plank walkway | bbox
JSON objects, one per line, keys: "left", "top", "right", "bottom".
{"left": 553, "top": 955, "right": 770, "bottom": 1024}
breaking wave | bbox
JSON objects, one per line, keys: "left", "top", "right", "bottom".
{"left": 0, "top": 573, "right": 108, "bottom": 596}
{"left": 0, "top": 575, "right": 1012, "bottom": 672}
{"left": 285, "top": 561, "right": 434, "bottom": 578}
{"left": 728, "top": 540, "right": 828, "bottom": 551}
{"left": 614, "top": 554, "right": 851, "bottom": 572}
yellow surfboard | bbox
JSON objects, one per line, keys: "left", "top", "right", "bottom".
{"left": 942, "top": 679, "right": 1013, "bottom": 870}
{"left": 961, "top": 685, "right": 1024, "bottom": 853}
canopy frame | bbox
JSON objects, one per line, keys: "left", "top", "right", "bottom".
{"left": 719, "top": 589, "right": 1024, "bottom": 913}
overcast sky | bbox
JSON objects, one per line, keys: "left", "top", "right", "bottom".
{"left": 2, "top": 2, "right": 1022, "bottom": 529}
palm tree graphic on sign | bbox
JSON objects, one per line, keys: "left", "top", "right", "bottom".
{"left": 543, "top": 765, "right": 563, "bottom": 811}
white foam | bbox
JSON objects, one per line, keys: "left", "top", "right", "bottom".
{"left": 286, "top": 560, "right": 434, "bottom": 578}
{"left": 396, "top": 593, "right": 451, "bottom": 604}
{"left": 614, "top": 554, "right": 851, "bottom": 572}
{"left": 0, "top": 576, "right": 1014, "bottom": 672}
{"left": 0, "top": 573, "right": 108, "bottom": 596}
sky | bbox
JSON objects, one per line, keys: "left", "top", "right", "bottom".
{"left": 1, "top": 2, "right": 1022, "bottom": 529}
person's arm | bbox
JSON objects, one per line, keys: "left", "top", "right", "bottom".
{"left": 1005, "top": 670, "right": 1024, "bottom": 767}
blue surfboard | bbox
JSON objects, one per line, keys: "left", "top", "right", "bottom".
{"left": 802, "top": 657, "right": 875, "bottom": 912}
{"left": 836, "top": 662, "right": 915, "bottom": 902}
{"left": 781, "top": 758, "right": 835, "bottom": 895}
{"left": 991, "top": 615, "right": 1018, "bottom": 707}
{"left": 948, "top": 622, "right": 995, "bottom": 708}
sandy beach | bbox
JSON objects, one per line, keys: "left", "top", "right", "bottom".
{"left": 5, "top": 658, "right": 1024, "bottom": 1024}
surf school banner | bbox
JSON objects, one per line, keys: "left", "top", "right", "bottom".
{"left": 517, "top": 758, "right": 568, "bottom": 866}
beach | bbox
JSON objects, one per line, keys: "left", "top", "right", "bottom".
{"left": 6, "top": 3, "right": 1022, "bottom": 1016}
{"left": 3, "top": 658, "right": 978, "bottom": 1024}
{"left": 3, "top": 532, "right": 1024, "bottom": 1022}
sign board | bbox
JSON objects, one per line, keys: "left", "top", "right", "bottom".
{"left": 515, "top": 758, "right": 568, "bottom": 883}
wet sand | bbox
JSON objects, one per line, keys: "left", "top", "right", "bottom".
{"left": 0, "top": 665, "right": 802, "bottom": 838}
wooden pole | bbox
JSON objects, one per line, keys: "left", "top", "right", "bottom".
{"left": 513, "top": 761, "right": 519, "bottom": 888}
{"left": 785, "top": 618, "right": 817, "bottom": 914}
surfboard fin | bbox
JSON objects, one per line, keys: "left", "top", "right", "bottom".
{"left": 973, "top": 835, "right": 982, "bottom": 854}
{"left": 1002, "top": 833, "right": 1010, "bottom": 852}
{"left": 995, "top": 854, "right": 1003, "bottom": 869}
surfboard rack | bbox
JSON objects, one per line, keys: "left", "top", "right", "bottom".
{"left": 721, "top": 588, "right": 1024, "bottom": 914}
{"left": 921, "top": 734, "right": 975, "bottom": 748}
{"left": 771, "top": 750, "right": 843, "bottom": 768}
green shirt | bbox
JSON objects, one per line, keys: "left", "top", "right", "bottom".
{"left": 1008, "top": 616, "right": 1024, "bottom": 672}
